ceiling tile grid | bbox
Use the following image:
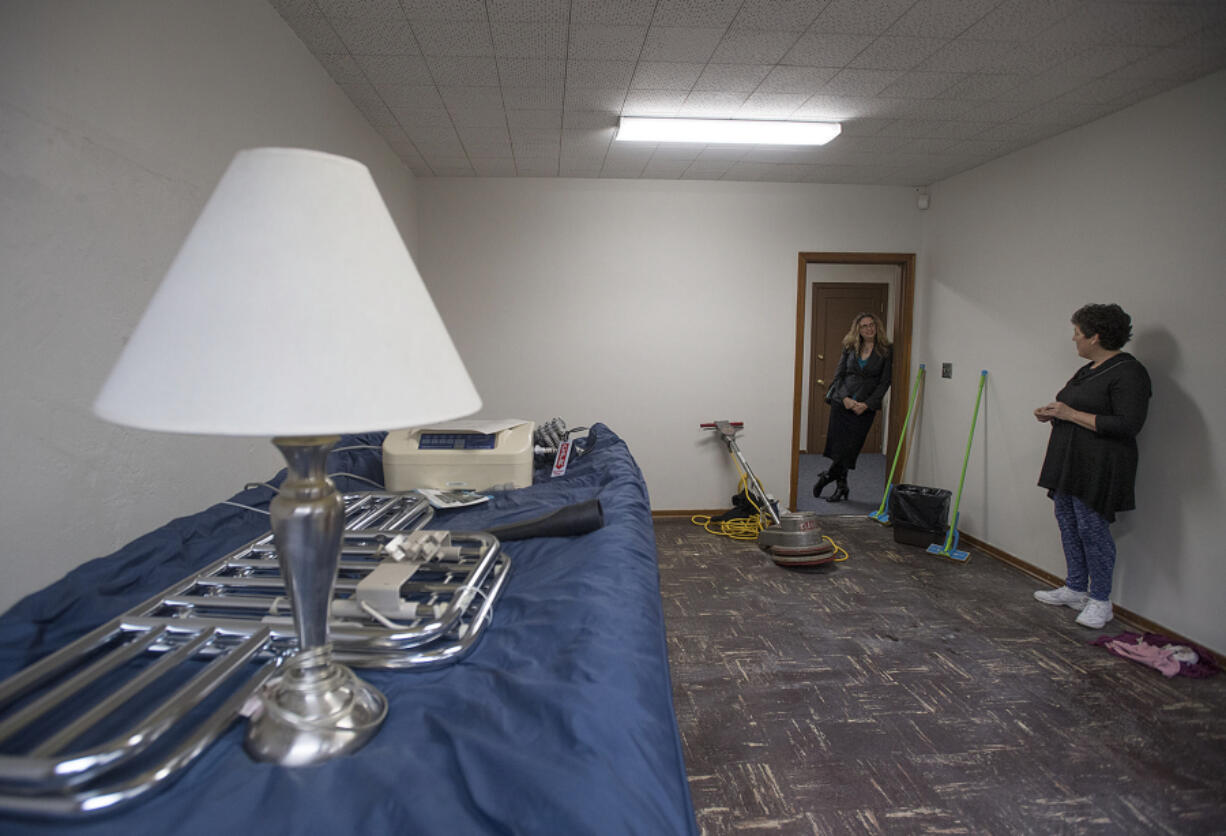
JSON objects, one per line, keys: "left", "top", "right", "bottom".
{"left": 267, "top": 0, "right": 1226, "bottom": 185}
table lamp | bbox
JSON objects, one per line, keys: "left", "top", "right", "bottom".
{"left": 93, "top": 148, "right": 481, "bottom": 765}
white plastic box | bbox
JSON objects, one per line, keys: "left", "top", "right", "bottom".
{"left": 383, "top": 420, "right": 535, "bottom": 492}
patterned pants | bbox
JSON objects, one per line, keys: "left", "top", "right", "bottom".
{"left": 1052, "top": 493, "right": 1117, "bottom": 601}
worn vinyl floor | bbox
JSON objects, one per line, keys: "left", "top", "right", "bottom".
{"left": 655, "top": 515, "right": 1226, "bottom": 835}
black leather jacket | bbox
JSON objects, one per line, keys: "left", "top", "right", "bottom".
{"left": 825, "top": 346, "right": 892, "bottom": 411}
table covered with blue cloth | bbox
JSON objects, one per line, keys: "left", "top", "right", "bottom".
{"left": 0, "top": 424, "right": 698, "bottom": 835}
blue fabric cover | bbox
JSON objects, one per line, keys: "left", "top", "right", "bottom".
{"left": 0, "top": 424, "right": 698, "bottom": 835}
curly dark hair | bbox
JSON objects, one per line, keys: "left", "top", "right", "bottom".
{"left": 1071, "top": 303, "right": 1132, "bottom": 351}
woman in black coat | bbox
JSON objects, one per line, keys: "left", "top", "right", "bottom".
{"left": 813, "top": 312, "right": 892, "bottom": 502}
{"left": 1033, "top": 303, "right": 1151, "bottom": 630}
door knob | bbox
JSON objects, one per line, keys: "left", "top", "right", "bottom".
{"left": 816, "top": 379, "right": 825, "bottom": 386}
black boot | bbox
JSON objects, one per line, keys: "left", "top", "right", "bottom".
{"left": 826, "top": 479, "right": 850, "bottom": 503}
{"left": 812, "top": 471, "right": 834, "bottom": 498}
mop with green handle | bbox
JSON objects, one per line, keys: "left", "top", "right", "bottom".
{"left": 869, "top": 363, "right": 926, "bottom": 524}
{"left": 927, "top": 369, "right": 988, "bottom": 562}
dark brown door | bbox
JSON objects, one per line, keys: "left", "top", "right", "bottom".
{"left": 807, "top": 283, "right": 889, "bottom": 454}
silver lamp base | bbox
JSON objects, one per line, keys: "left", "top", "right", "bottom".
{"left": 243, "top": 435, "right": 388, "bottom": 766}
{"left": 245, "top": 645, "right": 387, "bottom": 766}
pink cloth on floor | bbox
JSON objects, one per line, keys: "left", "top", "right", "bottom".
{"left": 1104, "top": 639, "right": 1181, "bottom": 677}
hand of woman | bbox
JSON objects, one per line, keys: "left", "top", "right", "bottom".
{"left": 851, "top": 401, "right": 868, "bottom": 415}
{"left": 1039, "top": 401, "right": 1071, "bottom": 421}
{"left": 1034, "top": 405, "right": 1054, "bottom": 423}
{"left": 842, "top": 396, "right": 856, "bottom": 410}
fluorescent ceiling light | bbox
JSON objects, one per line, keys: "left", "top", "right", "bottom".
{"left": 616, "top": 116, "right": 841, "bottom": 146}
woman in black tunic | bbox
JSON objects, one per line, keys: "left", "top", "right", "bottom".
{"left": 813, "top": 312, "right": 892, "bottom": 502}
{"left": 1033, "top": 303, "right": 1151, "bottom": 629}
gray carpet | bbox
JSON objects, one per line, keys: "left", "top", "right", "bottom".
{"left": 796, "top": 452, "right": 886, "bottom": 516}
{"left": 655, "top": 515, "right": 1226, "bottom": 835}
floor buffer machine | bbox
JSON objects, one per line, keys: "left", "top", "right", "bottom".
{"left": 696, "top": 421, "right": 841, "bottom": 567}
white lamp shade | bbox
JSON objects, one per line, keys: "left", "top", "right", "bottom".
{"left": 94, "top": 148, "right": 480, "bottom": 436}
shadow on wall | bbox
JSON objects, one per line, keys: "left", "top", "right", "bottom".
{"left": 1116, "top": 327, "right": 1208, "bottom": 599}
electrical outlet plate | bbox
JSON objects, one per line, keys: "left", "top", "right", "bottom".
{"left": 941, "top": 363, "right": 953, "bottom": 378}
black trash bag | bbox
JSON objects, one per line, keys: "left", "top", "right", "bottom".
{"left": 889, "top": 484, "right": 951, "bottom": 546}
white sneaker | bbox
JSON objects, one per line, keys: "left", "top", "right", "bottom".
{"left": 1033, "top": 586, "right": 1088, "bottom": 610}
{"left": 1075, "top": 599, "right": 1114, "bottom": 629}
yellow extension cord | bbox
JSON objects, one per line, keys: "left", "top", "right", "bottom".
{"left": 690, "top": 451, "right": 849, "bottom": 562}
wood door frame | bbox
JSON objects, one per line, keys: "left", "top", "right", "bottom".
{"left": 789, "top": 252, "right": 916, "bottom": 511}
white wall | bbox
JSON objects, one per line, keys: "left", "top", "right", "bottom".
{"left": 913, "top": 69, "right": 1226, "bottom": 652}
{"left": 0, "top": 0, "right": 419, "bottom": 611}
{"left": 416, "top": 177, "right": 921, "bottom": 514}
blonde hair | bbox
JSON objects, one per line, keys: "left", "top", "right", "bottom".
{"left": 842, "top": 311, "right": 891, "bottom": 356}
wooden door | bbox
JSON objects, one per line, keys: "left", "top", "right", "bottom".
{"left": 806, "top": 283, "right": 889, "bottom": 454}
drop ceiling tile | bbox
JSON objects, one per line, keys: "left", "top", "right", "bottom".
{"left": 1056, "top": 75, "right": 1157, "bottom": 104}
{"left": 757, "top": 65, "right": 840, "bottom": 93}
{"left": 405, "top": 124, "right": 463, "bottom": 150}
{"left": 953, "top": 99, "right": 1034, "bottom": 121}
{"left": 354, "top": 53, "right": 432, "bottom": 84}
{"left": 783, "top": 33, "right": 877, "bottom": 67}
{"left": 316, "top": 0, "right": 403, "bottom": 18}
{"left": 507, "top": 109, "right": 564, "bottom": 129}
{"left": 502, "top": 85, "right": 566, "bottom": 109}
{"left": 497, "top": 58, "right": 567, "bottom": 87}
{"left": 1014, "top": 99, "right": 1115, "bottom": 124}
{"left": 568, "top": 25, "right": 649, "bottom": 60}
{"left": 888, "top": 97, "right": 978, "bottom": 119}
{"left": 641, "top": 27, "right": 727, "bottom": 62}
{"left": 570, "top": 0, "right": 657, "bottom": 26}
{"left": 918, "top": 39, "right": 1017, "bottom": 73}
{"left": 449, "top": 107, "right": 510, "bottom": 128}
{"left": 267, "top": 0, "right": 322, "bottom": 19}
{"left": 377, "top": 83, "right": 445, "bottom": 109}
{"left": 562, "top": 128, "right": 615, "bottom": 153}
{"left": 679, "top": 90, "right": 750, "bottom": 115}
{"left": 457, "top": 124, "right": 510, "bottom": 146}
{"left": 937, "top": 72, "right": 1026, "bottom": 99}
{"left": 640, "top": 159, "right": 691, "bottom": 178}
{"left": 427, "top": 55, "right": 501, "bottom": 86}
{"left": 878, "top": 70, "right": 964, "bottom": 98}
{"left": 652, "top": 0, "right": 744, "bottom": 28}
{"left": 837, "top": 117, "right": 895, "bottom": 136}
{"left": 631, "top": 62, "right": 706, "bottom": 90}
{"left": 622, "top": 89, "right": 689, "bottom": 114}
{"left": 374, "top": 124, "right": 410, "bottom": 144}
{"left": 823, "top": 68, "right": 904, "bottom": 96}
{"left": 412, "top": 20, "right": 494, "bottom": 56}
{"left": 353, "top": 98, "right": 401, "bottom": 128}
{"left": 439, "top": 86, "right": 504, "bottom": 109}
{"left": 1038, "top": 2, "right": 1206, "bottom": 47}
{"left": 390, "top": 107, "right": 452, "bottom": 128}
{"left": 737, "top": 92, "right": 810, "bottom": 117}
{"left": 401, "top": 0, "right": 488, "bottom": 21}
{"left": 650, "top": 144, "right": 704, "bottom": 160}
{"left": 317, "top": 53, "right": 365, "bottom": 84}
{"left": 564, "top": 87, "right": 630, "bottom": 111}
{"left": 734, "top": 0, "right": 827, "bottom": 31}
{"left": 562, "top": 110, "right": 619, "bottom": 130}
{"left": 491, "top": 20, "right": 569, "bottom": 58}
{"left": 794, "top": 94, "right": 903, "bottom": 119}
{"left": 566, "top": 59, "right": 637, "bottom": 89}
{"left": 331, "top": 17, "right": 418, "bottom": 54}
{"left": 849, "top": 36, "right": 949, "bottom": 70}
{"left": 1111, "top": 43, "right": 1213, "bottom": 79}
{"left": 711, "top": 29, "right": 803, "bottom": 63}
{"left": 878, "top": 118, "right": 989, "bottom": 138}
{"left": 471, "top": 158, "right": 519, "bottom": 176}
{"left": 887, "top": 0, "right": 1000, "bottom": 39}
{"left": 812, "top": 0, "right": 915, "bottom": 35}
{"left": 961, "top": 0, "right": 1080, "bottom": 42}
{"left": 693, "top": 63, "right": 772, "bottom": 92}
